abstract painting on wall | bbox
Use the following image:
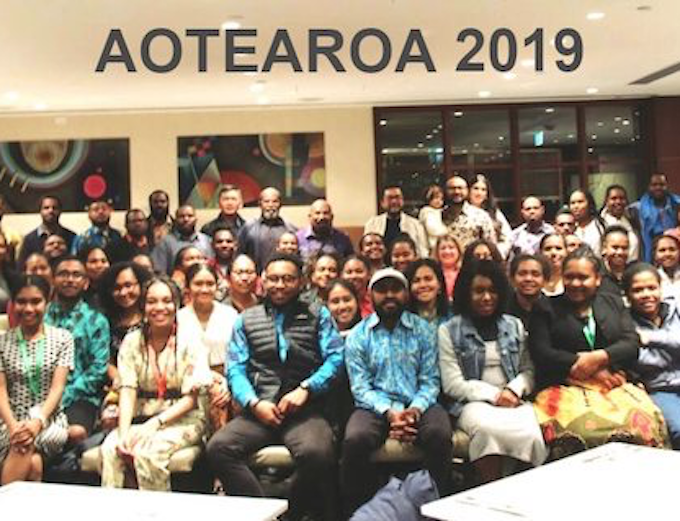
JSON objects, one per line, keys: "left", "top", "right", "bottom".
{"left": 178, "top": 133, "right": 326, "bottom": 208}
{"left": 0, "top": 138, "right": 130, "bottom": 212}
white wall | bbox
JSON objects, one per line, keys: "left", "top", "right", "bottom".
{"left": 0, "top": 105, "right": 376, "bottom": 236}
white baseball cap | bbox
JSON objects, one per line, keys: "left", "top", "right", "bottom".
{"left": 368, "top": 267, "right": 408, "bottom": 291}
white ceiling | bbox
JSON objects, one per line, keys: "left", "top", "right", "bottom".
{"left": 1, "top": 0, "right": 679, "bottom": 114}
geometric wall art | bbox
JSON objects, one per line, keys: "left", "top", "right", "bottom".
{"left": 0, "top": 138, "right": 130, "bottom": 212}
{"left": 178, "top": 132, "right": 326, "bottom": 208}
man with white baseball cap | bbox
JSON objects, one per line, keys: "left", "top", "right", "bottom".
{"left": 341, "top": 267, "right": 453, "bottom": 516}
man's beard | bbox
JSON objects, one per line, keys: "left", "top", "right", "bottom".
{"left": 375, "top": 300, "right": 405, "bottom": 320}
{"left": 313, "top": 221, "right": 332, "bottom": 235}
{"left": 262, "top": 209, "right": 279, "bottom": 221}
{"left": 152, "top": 208, "right": 168, "bottom": 220}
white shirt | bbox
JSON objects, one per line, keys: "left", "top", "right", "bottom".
{"left": 177, "top": 302, "right": 239, "bottom": 368}
{"left": 575, "top": 219, "right": 604, "bottom": 256}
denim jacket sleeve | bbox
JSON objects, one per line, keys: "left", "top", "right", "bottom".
{"left": 504, "top": 319, "right": 535, "bottom": 398}
{"left": 438, "top": 323, "right": 500, "bottom": 404}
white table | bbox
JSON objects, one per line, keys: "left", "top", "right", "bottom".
{"left": 422, "top": 443, "right": 677, "bottom": 520}
{"left": 0, "top": 482, "right": 288, "bottom": 521}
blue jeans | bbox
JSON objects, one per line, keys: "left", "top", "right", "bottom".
{"left": 651, "top": 391, "right": 680, "bottom": 449}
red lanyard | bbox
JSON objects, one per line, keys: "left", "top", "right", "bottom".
{"left": 147, "top": 334, "right": 176, "bottom": 399}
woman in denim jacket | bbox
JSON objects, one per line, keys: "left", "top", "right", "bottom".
{"left": 438, "top": 259, "right": 547, "bottom": 484}
{"left": 626, "top": 262, "right": 680, "bottom": 449}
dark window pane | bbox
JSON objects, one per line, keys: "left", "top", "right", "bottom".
{"left": 449, "top": 109, "right": 511, "bottom": 167}
{"left": 585, "top": 104, "right": 646, "bottom": 202}
{"left": 518, "top": 106, "right": 578, "bottom": 166}
{"left": 377, "top": 111, "right": 444, "bottom": 214}
{"left": 520, "top": 166, "right": 580, "bottom": 220}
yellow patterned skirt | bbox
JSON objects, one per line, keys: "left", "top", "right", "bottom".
{"left": 534, "top": 381, "right": 670, "bottom": 460}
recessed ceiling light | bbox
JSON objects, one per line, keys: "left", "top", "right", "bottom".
{"left": 432, "top": 129, "right": 439, "bottom": 134}
{"left": 461, "top": 149, "right": 468, "bottom": 154}
{"left": 478, "top": 90, "right": 491, "bottom": 98}
{"left": 553, "top": 139, "right": 560, "bottom": 144}
{"left": 597, "top": 121, "right": 604, "bottom": 127}
{"left": 453, "top": 111, "right": 464, "bottom": 117}
{"left": 588, "top": 147, "right": 594, "bottom": 153}
{"left": 381, "top": 149, "right": 388, "bottom": 154}
{"left": 379, "top": 119, "right": 387, "bottom": 126}
{"left": 221, "top": 20, "right": 242, "bottom": 30}
{"left": 503, "top": 72, "right": 517, "bottom": 80}
{"left": 586, "top": 12, "right": 605, "bottom": 21}
{"left": 586, "top": 87, "right": 599, "bottom": 94}
{"left": 521, "top": 59, "right": 535, "bottom": 68}
{"left": 622, "top": 119, "right": 630, "bottom": 126}
{"left": 33, "top": 102, "right": 47, "bottom": 111}
{"left": 568, "top": 134, "right": 575, "bottom": 139}
{"left": 498, "top": 136, "right": 505, "bottom": 141}
{"left": 426, "top": 134, "right": 433, "bottom": 140}
{"left": 614, "top": 128, "right": 621, "bottom": 134}
{"left": 435, "top": 148, "right": 444, "bottom": 154}
{"left": 417, "top": 143, "right": 424, "bottom": 148}
{"left": 545, "top": 107, "right": 555, "bottom": 114}
{"left": 438, "top": 124, "right": 443, "bottom": 129}
{"left": 591, "top": 134, "right": 598, "bottom": 140}
{"left": 473, "top": 143, "right": 480, "bottom": 148}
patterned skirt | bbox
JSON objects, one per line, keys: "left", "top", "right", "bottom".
{"left": 0, "top": 412, "right": 69, "bottom": 464}
{"left": 533, "top": 381, "right": 670, "bottom": 460}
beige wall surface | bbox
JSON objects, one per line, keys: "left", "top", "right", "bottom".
{"left": 0, "top": 106, "right": 376, "bottom": 236}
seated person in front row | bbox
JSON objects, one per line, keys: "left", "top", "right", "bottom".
{"left": 529, "top": 247, "right": 669, "bottom": 459}
{"left": 438, "top": 260, "right": 547, "bottom": 484}
{"left": 44, "top": 255, "right": 109, "bottom": 444}
{"left": 0, "top": 275, "right": 74, "bottom": 485}
{"left": 342, "top": 267, "right": 453, "bottom": 517}
{"left": 100, "top": 276, "right": 209, "bottom": 491}
{"left": 207, "top": 253, "right": 343, "bottom": 521}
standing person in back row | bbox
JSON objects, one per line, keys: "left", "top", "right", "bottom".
{"left": 71, "top": 199, "right": 122, "bottom": 256}
{"left": 629, "top": 173, "right": 680, "bottom": 262}
{"left": 441, "top": 175, "right": 496, "bottom": 253}
{"left": 238, "top": 187, "right": 297, "bottom": 271}
{"left": 510, "top": 197, "right": 554, "bottom": 257}
{"left": 18, "top": 195, "right": 76, "bottom": 267}
{"left": 297, "top": 199, "right": 354, "bottom": 262}
{"left": 364, "top": 186, "right": 429, "bottom": 257}
{"left": 201, "top": 185, "right": 246, "bottom": 240}
{"left": 151, "top": 205, "right": 213, "bottom": 275}
{"left": 147, "top": 190, "right": 174, "bottom": 248}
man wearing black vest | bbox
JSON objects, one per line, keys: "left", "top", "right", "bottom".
{"left": 207, "top": 253, "right": 344, "bottom": 521}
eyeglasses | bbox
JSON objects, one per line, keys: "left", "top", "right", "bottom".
{"left": 266, "top": 275, "right": 299, "bottom": 285}
{"left": 55, "top": 270, "right": 85, "bottom": 281}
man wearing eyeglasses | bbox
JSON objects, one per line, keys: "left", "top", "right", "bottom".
{"left": 207, "top": 253, "right": 343, "bottom": 521}
{"left": 45, "top": 254, "right": 110, "bottom": 446}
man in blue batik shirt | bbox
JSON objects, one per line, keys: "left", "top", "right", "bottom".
{"left": 342, "top": 267, "right": 453, "bottom": 516}
{"left": 207, "top": 253, "right": 343, "bottom": 521}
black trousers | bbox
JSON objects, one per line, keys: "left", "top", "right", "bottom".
{"left": 340, "top": 405, "right": 453, "bottom": 516}
{"left": 207, "top": 409, "right": 338, "bottom": 521}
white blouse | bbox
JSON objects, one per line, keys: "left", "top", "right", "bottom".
{"left": 177, "top": 302, "right": 239, "bottom": 369}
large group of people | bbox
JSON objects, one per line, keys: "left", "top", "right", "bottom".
{"left": 0, "top": 172, "right": 680, "bottom": 519}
